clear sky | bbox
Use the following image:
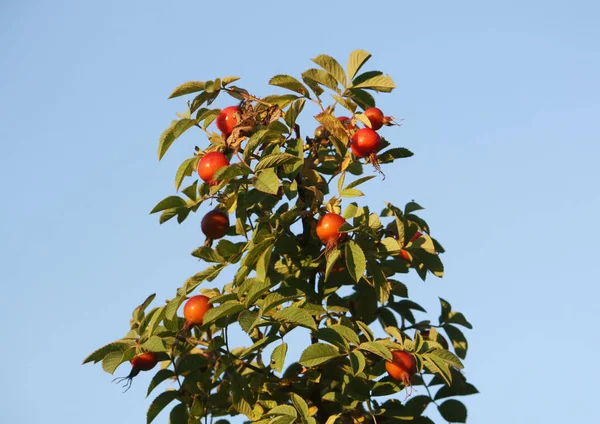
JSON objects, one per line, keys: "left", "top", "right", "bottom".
{"left": 1, "top": 1, "right": 599, "bottom": 423}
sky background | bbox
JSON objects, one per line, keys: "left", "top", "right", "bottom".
{"left": 1, "top": 0, "right": 599, "bottom": 423}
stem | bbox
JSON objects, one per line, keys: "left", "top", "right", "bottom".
{"left": 366, "top": 399, "right": 378, "bottom": 424}
{"left": 420, "top": 372, "right": 440, "bottom": 408}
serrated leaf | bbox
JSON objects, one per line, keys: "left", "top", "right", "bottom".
{"left": 346, "top": 88, "right": 376, "bottom": 110}
{"left": 312, "top": 54, "right": 347, "bottom": 88}
{"left": 356, "top": 321, "right": 374, "bottom": 341}
{"left": 239, "top": 310, "right": 259, "bottom": 333}
{"left": 221, "top": 76, "right": 240, "bottom": 87}
{"left": 343, "top": 203, "right": 359, "bottom": 219}
{"left": 202, "top": 302, "right": 244, "bottom": 325}
{"left": 291, "top": 393, "right": 310, "bottom": 420}
{"left": 191, "top": 246, "right": 226, "bottom": 264}
{"left": 438, "top": 399, "right": 467, "bottom": 423}
{"left": 169, "top": 403, "right": 188, "bottom": 424}
{"left": 268, "top": 405, "right": 297, "bottom": 417}
{"left": 141, "top": 336, "right": 167, "bottom": 352}
{"left": 444, "top": 324, "right": 469, "bottom": 360}
{"left": 254, "top": 168, "right": 280, "bottom": 195}
{"left": 158, "top": 119, "right": 195, "bottom": 160}
{"left": 378, "top": 147, "right": 414, "bottom": 163}
{"left": 212, "top": 162, "right": 253, "bottom": 181}
{"left": 255, "top": 153, "right": 302, "bottom": 172}
{"left": 345, "top": 241, "right": 366, "bottom": 282}
{"left": 352, "top": 73, "right": 395, "bottom": 93}
{"left": 340, "top": 188, "right": 363, "bottom": 198}
{"left": 347, "top": 50, "right": 372, "bottom": 81}
{"left": 314, "top": 112, "right": 350, "bottom": 144}
{"left": 168, "top": 81, "right": 205, "bottom": 99}
{"left": 349, "top": 350, "right": 366, "bottom": 375}
{"left": 330, "top": 325, "right": 360, "bottom": 346}
{"left": 424, "top": 354, "right": 452, "bottom": 386}
{"left": 274, "top": 308, "right": 317, "bottom": 330}
{"left": 302, "top": 68, "right": 340, "bottom": 93}
{"left": 284, "top": 98, "right": 306, "bottom": 129}
{"left": 244, "top": 279, "right": 271, "bottom": 307}
{"left": 147, "top": 369, "right": 175, "bottom": 397}
{"left": 147, "top": 391, "right": 179, "bottom": 424}
{"left": 101, "top": 350, "right": 126, "bottom": 374}
{"left": 359, "top": 341, "right": 392, "bottom": 360}
{"left": 429, "top": 349, "right": 464, "bottom": 370}
{"left": 269, "top": 75, "right": 310, "bottom": 97}
{"left": 299, "top": 343, "right": 340, "bottom": 367}
{"left": 270, "top": 342, "right": 288, "bottom": 373}
{"left": 150, "top": 196, "right": 187, "bottom": 214}
{"left": 448, "top": 312, "right": 473, "bottom": 329}
{"left": 175, "top": 157, "right": 196, "bottom": 191}
{"left": 324, "top": 249, "right": 341, "bottom": 282}
{"left": 83, "top": 340, "right": 133, "bottom": 364}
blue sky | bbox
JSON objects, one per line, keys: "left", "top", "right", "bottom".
{"left": 1, "top": 1, "right": 599, "bottom": 423}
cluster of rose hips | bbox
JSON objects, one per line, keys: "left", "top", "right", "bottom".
{"left": 118, "top": 106, "right": 415, "bottom": 391}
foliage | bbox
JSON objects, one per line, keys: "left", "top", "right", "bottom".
{"left": 84, "top": 50, "right": 477, "bottom": 423}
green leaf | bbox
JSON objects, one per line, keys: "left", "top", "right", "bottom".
{"left": 352, "top": 72, "right": 396, "bottom": 93}
{"left": 147, "top": 369, "right": 176, "bottom": 397}
{"left": 448, "top": 312, "right": 473, "bottom": 329}
{"left": 299, "top": 343, "right": 340, "bottom": 367}
{"left": 101, "top": 350, "right": 127, "bottom": 374}
{"left": 439, "top": 298, "right": 451, "bottom": 323}
{"left": 83, "top": 340, "right": 133, "bottom": 364}
{"left": 444, "top": 324, "right": 469, "bottom": 360}
{"left": 313, "top": 54, "right": 347, "bottom": 88}
{"left": 349, "top": 350, "right": 366, "bottom": 375}
{"left": 340, "top": 188, "right": 364, "bottom": 198}
{"left": 324, "top": 248, "right": 341, "bottom": 282}
{"left": 330, "top": 325, "right": 360, "bottom": 346}
{"left": 147, "top": 390, "right": 179, "bottom": 424}
{"left": 274, "top": 308, "right": 317, "bottom": 330}
{"left": 313, "top": 328, "right": 349, "bottom": 351}
{"left": 202, "top": 302, "right": 244, "bottom": 325}
{"left": 378, "top": 147, "right": 415, "bottom": 164}
{"left": 270, "top": 342, "right": 288, "bottom": 373}
{"left": 244, "top": 279, "right": 271, "bottom": 307}
{"left": 347, "top": 50, "right": 372, "bottom": 81}
{"left": 343, "top": 203, "right": 359, "bottom": 219}
{"left": 174, "top": 157, "right": 196, "bottom": 191}
{"left": 429, "top": 349, "right": 463, "bottom": 370}
{"left": 254, "top": 168, "right": 280, "bottom": 195}
{"left": 184, "top": 264, "right": 224, "bottom": 293}
{"left": 344, "top": 175, "right": 375, "bottom": 190}
{"left": 168, "top": 403, "right": 188, "bottom": 424}
{"left": 314, "top": 111, "right": 350, "bottom": 144}
{"left": 438, "top": 399, "right": 467, "bottom": 423}
{"left": 269, "top": 74, "right": 310, "bottom": 97}
{"left": 359, "top": 341, "right": 392, "bottom": 360}
{"left": 168, "top": 81, "right": 205, "bottom": 99}
{"left": 302, "top": 68, "right": 340, "bottom": 93}
{"left": 212, "top": 162, "right": 253, "bottom": 181}
{"left": 344, "top": 241, "right": 366, "bottom": 282}
{"left": 221, "top": 76, "right": 240, "bottom": 87}
{"left": 356, "top": 321, "right": 374, "bottom": 341}
{"left": 191, "top": 246, "right": 226, "bottom": 264}
{"left": 291, "top": 393, "right": 310, "bottom": 420}
{"left": 423, "top": 354, "right": 452, "bottom": 386}
{"left": 150, "top": 196, "right": 187, "bottom": 214}
{"left": 239, "top": 310, "right": 259, "bottom": 333}
{"left": 284, "top": 98, "right": 306, "bottom": 129}
{"left": 255, "top": 153, "right": 302, "bottom": 172}
{"left": 268, "top": 405, "right": 297, "bottom": 417}
{"left": 346, "top": 88, "right": 376, "bottom": 110}
{"left": 141, "top": 336, "right": 167, "bottom": 352}
{"left": 158, "top": 119, "right": 195, "bottom": 160}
